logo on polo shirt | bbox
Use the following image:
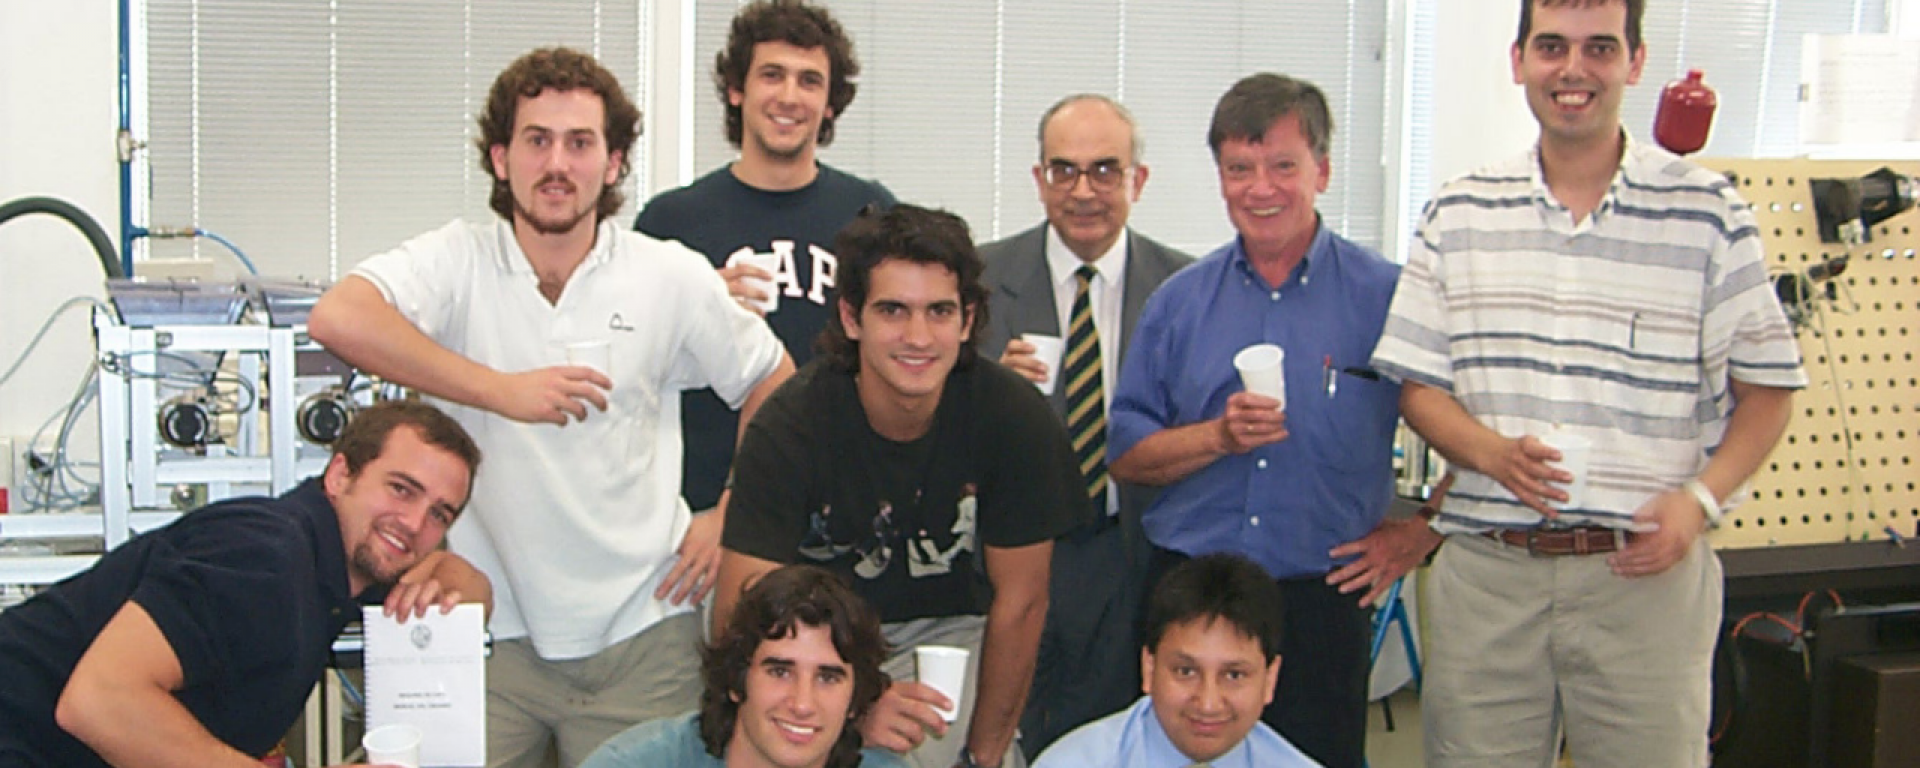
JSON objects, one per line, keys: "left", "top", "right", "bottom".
{"left": 608, "top": 313, "right": 635, "bottom": 332}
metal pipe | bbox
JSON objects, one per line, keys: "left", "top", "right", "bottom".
{"left": 117, "top": 0, "right": 136, "bottom": 276}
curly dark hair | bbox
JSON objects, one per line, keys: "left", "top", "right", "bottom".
{"left": 714, "top": 0, "right": 860, "bottom": 148}
{"left": 332, "top": 400, "right": 483, "bottom": 495}
{"left": 699, "top": 565, "right": 890, "bottom": 768}
{"left": 473, "top": 47, "right": 642, "bottom": 223}
{"left": 815, "top": 203, "right": 989, "bottom": 373}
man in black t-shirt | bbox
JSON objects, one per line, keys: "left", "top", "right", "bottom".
{"left": 0, "top": 401, "right": 491, "bottom": 768}
{"left": 634, "top": 0, "right": 895, "bottom": 531}
{"left": 717, "top": 204, "right": 1082, "bottom": 768}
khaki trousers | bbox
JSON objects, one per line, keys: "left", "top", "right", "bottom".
{"left": 1423, "top": 532, "right": 1721, "bottom": 768}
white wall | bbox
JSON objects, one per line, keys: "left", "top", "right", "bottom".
{"left": 0, "top": 1, "right": 116, "bottom": 461}
{"left": 1429, "top": 0, "right": 1536, "bottom": 189}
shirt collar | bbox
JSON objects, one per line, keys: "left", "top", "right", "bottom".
{"left": 1228, "top": 215, "right": 1334, "bottom": 289}
{"left": 494, "top": 219, "right": 615, "bottom": 276}
{"left": 1527, "top": 130, "right": 1633, "bottom": 220}
{"left": 1140, "top": 697, "right": 1254, "bottom": 766}
{"left": 289, "top": 476, "right": 357, "bottom": 607}
{"left": 1045, "top": 225, "right": 1129, "bottom": 290}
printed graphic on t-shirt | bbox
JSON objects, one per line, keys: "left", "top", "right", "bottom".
{"left": 724, "top": 240, "right": 838, "bottom": 309}
{"left": 799, "top": 485, "right": 978, "bottom": 581}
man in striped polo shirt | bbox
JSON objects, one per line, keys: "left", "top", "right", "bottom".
{"left": 1369, "top": 2, "right": 1805, "bottom": 767}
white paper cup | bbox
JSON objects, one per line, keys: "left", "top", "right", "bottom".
{"left": 1233, "top": 343, "right": 1287, "bottom": 410}
{"left": 914, "top": 645, "right": 970, "bottom": 722}
{"left": 1021, "top": 334, "right": 1066, "bottom": 395}
{"left": 565, "top": 340, "right": 611, "bottom": 376}
{"left": 728, "top": 251, "right": 782, "bottom": 313}
{"left": 1538, "top": 427, "right": 1592, "bottom": 510}
{"left": 362, "top": 723, "right": 422, "bottom": 768}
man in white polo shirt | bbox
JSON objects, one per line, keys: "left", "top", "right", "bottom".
{"left": 310, "top": 47, "right": 795, "bottom": 767}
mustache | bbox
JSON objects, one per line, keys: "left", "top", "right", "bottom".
{"left": 536, "top": 174, "right": 576, "bottom": 192}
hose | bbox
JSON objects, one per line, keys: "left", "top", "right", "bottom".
{"left": 0, "top": 196, "right": 126, "bottom": 279}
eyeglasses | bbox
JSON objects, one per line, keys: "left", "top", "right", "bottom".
{"left": 1043, "top": 160, "right": 1129, "bottom": 191}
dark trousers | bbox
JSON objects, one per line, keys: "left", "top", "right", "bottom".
{"left": 1144, "top": 545, "right": 1373, "bottom": 768}
{"left": 1020, "top": 517, "right": 1146, "bottom": 760}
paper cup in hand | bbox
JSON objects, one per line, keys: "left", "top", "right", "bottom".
{"left": 362, "top": 723, "right": 422, "bottom": 768}
{"left": 565, "top": 340, "right": 611, "bottom": 376}
{"left": 729, "top": 251, "right": 782, "bottom": 313}
{"left": 1233, "top": 343, "right": 1287, "bottom": 410}
{"left": 1538, "top": 427, "right": 1592, "bottom": 510}
{"left": 1021, "top": 334, "right": 1065, "bottom": 395}
{"left": 914, "top": 645, "right": 970, "bottom": 722}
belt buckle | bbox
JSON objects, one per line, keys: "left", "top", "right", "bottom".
{"left": 1524, "top": 529, "right": 1545, "bottom": 557}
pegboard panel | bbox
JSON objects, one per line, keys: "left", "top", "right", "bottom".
{"left": 1699, "top": 159, "right": 1920, "bottom": 549}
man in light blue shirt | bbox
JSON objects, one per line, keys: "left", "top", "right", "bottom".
{"left": 1033, "top": 553, "right": 1321, "bottom": 768}
{"left": 580, "top": 565, "right": 907, "bottom": 768}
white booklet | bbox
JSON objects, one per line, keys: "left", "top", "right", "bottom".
{"left": 361, "top": 603, "right": 486, "bottom": 766}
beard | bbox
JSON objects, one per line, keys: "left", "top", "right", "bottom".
{"left": 513, "top": 174, "right": 601, "bottom": 235}
{"left": 349, "top": 541, "right": 407, "bottom": 593}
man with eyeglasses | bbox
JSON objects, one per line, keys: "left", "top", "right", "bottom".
{"left": 974, "top": 93, "right": 1192, "bottom": 760}
{"left": 716, "top": 204, "right": 1085, "bottom": 768}
{"left": 1107, "top": 73, "right": 1406, "bottom": 768}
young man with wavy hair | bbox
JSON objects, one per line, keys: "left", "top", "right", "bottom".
{"left": 311, "top": 47, "right": 795, "bottom": 767}
{"left": 582, "top": 565, "right": 906, "bottom": 768}
{"left": 718, "top": 204, "right": 1084, "bottom": 768}
{"left": 635, "top": 0, "right": 896, "bottom": 534}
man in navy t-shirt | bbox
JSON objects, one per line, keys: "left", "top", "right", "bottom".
{"left": 634, "top": 0, "right": 895, "bottom": 536}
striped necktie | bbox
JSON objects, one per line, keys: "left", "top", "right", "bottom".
{"left": 1064, "top": 264, "right": 1109, "bottom": 515}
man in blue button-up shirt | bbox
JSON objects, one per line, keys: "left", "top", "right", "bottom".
{"left": 1109, "top": 72, "right": 1403, "bottom": 768}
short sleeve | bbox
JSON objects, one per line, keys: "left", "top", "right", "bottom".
{"left": 1108, "top": 285, "right": 1180, "bottom": 461}
{"left": 1701, "top": 193, "right": 1807, "bottom": 391}
{"left": 345, "top": 221, "right": 475, "bottom": 342}
{"left": 130, "top": 512, "right": 313, "bottom": 690}
{"left": 1370, "top": 198, "right": 1456, "bottom": 391}
{"left": 656, "top": 245, "right": 785, "bottom": 406}
{"left": 977, "top": 365, "right": 1084, "bottom": 548}
{"left": 721, "top": 378, "right": 816, "bottom": 564}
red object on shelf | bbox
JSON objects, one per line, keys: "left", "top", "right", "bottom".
{"left": 1654, "top": 69, "right": 1717, "bottom": 155}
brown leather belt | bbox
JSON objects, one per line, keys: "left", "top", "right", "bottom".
{"left": 1482, "top": 525, "right": 1625, "bottom": 557}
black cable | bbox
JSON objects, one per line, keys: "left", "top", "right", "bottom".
{"left": 0, "top": 196, "right": 125, "bottom": 279}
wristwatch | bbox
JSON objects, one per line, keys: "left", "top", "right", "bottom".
{"left": 1683, "top": 479, "right": 1724, "bottom": 528}
{"left": 956, "top": 746, "right": 995, "bottom": 768}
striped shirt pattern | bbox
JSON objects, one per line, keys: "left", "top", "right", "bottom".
{"left": 1371, "top": 138, "right": 1807, "bottom": 531}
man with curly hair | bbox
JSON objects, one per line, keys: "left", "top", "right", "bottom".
{"left": 311, "top": 47, "right": 795, "bottom": 767}
{"left": 635, "top": 0, "right": 895, "bottom": 534}
{"left": 580, "top": 565, "right": 907, "bottom": 768}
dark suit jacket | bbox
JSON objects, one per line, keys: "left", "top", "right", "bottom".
{"left": 976, "top": 224, "right": 1193, "bottom": 539}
